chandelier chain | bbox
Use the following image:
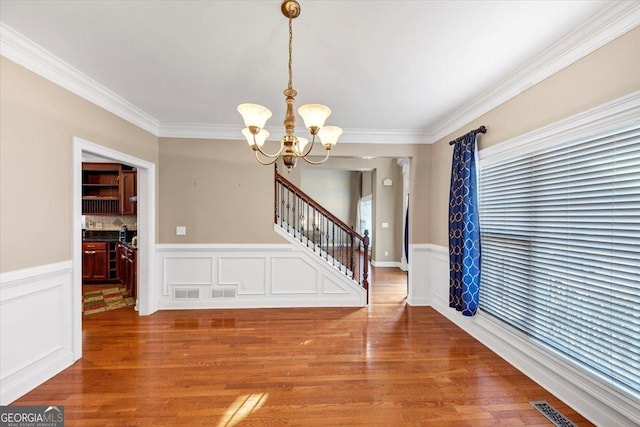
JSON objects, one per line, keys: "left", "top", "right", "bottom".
{"left": 288, "top": 15, "right": 293, "bottom": 91}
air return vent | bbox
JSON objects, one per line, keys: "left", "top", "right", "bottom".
{"left": 530, "top": 401, "right": 576, "bottom": 427}
{"left": 212, "top": 286, "right": 237, "bottom": 299}
{"left": 173, "top": 288, "right": 200, "bottom": 300}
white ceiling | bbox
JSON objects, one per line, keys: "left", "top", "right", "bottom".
{"left": 0, "top": 1, "right": 636, "bottom": 143}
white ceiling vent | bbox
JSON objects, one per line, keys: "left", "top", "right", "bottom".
{"left": 212, "top": 286, "right": 237, "bottom": 299}
{"left": 173, "top": 288, "right": 200, "bottom": 300}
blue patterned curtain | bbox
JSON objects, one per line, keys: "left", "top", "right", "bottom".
{"left": 449, "top": 132, "right": 481, "bottom": 316}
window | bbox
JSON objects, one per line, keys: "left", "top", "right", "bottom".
{"left": 358, "top": 195, "right": 373, "bottom": 249}
{"left": 478, "top": 121, "right": 640, "bottom": 398}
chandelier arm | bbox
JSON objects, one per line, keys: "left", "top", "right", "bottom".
{"left": 300, "top": 133, "right": 316, "bottom": 157}
{"left": 255, "top": 150, "right": 280, "bottom": 166}
{"left": 255, "top": 140, "right": 286, "bottom": 159}
{"left": 301, "top": 149, "right": 331, "bottom": 165}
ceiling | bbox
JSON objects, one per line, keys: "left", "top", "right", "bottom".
{"left": 0, "top": 0, "right": 632, "bottom": 144}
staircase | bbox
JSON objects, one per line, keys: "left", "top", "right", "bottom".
{"left": 274, "top": 166, "right": 370, "bottom": 303}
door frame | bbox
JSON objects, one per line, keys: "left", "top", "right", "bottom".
{"left": 72, "top": 137, "right": 157, "bottom": 361}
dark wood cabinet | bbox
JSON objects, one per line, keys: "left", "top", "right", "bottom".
{"left": 82, "top": 163, "right": 136, "bottom": 215}
{"left": 120, "top": 170, "right": 137, "bottom": 215}
{"left": 117, "top": 243, "right": 137, "bottom": 299}
{"left": 82, "top": 242, "right": 108, "bottom": 281}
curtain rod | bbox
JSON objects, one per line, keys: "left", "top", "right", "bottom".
{"left": 449, "top": 125, "right": 487, "bottom": 145}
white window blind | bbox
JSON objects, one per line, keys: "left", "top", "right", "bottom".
{"left": 478, "top": 124, "right": 640, "bottom": 397}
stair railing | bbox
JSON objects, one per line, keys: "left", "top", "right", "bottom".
{"left": 274, "top": 165, "right": 369, "bottom": 294}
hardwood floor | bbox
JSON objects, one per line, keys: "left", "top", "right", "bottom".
{"left": 15, "top": 268, "right": 593, "bottom": 426}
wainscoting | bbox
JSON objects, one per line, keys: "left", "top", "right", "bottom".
{"left": 0, "top": 261, "right": 75, "bottom": 405}
{"left": 408, "top": 244, "right": 639, "bottom": 426}
{"left": 156, "top": 244, "right": 367, "bottom": 309}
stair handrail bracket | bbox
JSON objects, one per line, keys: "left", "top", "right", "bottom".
{"left": 274, "top": 165, "right": 369, "bottom": 298}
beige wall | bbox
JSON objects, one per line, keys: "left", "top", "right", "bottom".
{"left": 158, "top": 138, "right": 287, "bottom": 244}
{"left": 429, "top": 27, "right": 640, "bottom": 247}
{"left": 158, "top": 140, "right": 428, "bottom": 253}
{"left": 301, "top": 169, "right": 360, "bottom": 226}
{"left": 361, "top": 171, "right": 373, "bottom": 198}
{"left": 0, "top": 58, "right": 158, "bottom": 272}
{"left": 370, "top": 158, "right": 404, "bottom": 262}
{"left": 297, "top": 155, "right": 408, "bottom": 262}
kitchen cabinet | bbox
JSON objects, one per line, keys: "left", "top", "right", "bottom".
{"left": 82, "top": 242, "right": 108, "bottom": 281}
{"left": 82, "top": 163, "right": 136, "bottom": 215}
{"left": 117, "top": 243, "right": 137, "bottom": 299}
{"left": 120, "top": 170, "right": 137, "bottom": 215}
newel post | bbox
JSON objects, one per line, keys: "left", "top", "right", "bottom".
{"left": 362, "top": 229, "right": 370, "bottom": 292}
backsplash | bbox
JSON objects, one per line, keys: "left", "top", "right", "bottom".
{"left": 84, "top": 215, "right": 137, "bottom": 230}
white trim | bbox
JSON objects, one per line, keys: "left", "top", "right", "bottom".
{"left": 430, "top": 1, "right": 640, "bottom": 144}
{"left": 0, "top": 262, "right": 74, "bottom": 405}
{"left": 0, "top": 23, "right": 159, "bottom": 136}
{"left": 157, "top": 243, "right": 293, "bottom": 251}
{"left": 3, "top": 2, "right": 638, "bottom": 144}
{"left": 370, "top": 261, "right": 401, "bottom": 268}
{"left": 0, "top": 260, "right": 72, "bottom": 286}
{"left": 158, "top": 123, "right": 240, "bottom": 140}
{"left": 479, "top": 90, "right": 640, "bottom": 165}
{"left": 159, "top": 123, "right": 432, "bottom": 144}
{"left": 72, "top": 138, "right": 158, "bottom": 362}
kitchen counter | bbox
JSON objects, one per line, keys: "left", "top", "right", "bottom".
{"left": 83, "top": 230, "right": 136, "bottom": 247}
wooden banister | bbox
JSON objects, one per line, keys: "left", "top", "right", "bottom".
{"left": 275, "top": 170, "right": 363, "bottom": 239}
{"left": 274, "top": 165, "right": 369, "bottom": 297}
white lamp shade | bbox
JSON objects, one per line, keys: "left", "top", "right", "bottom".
{"left": 297, "top": 137, "right": 309, "bottom": 154}
{"left": 318, "top": 126, "right": 342, "bottom": 146}
{"left": 242, "top": 127, "right": 269, "bottom": 147}
{"left": 298, "top": 104, "right": 331, "bottom": 129}
{"left": 237, "top": 103, "right": 272, "bottom": 129}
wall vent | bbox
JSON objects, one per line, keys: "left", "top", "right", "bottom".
{"left": 173, "top": 288, "right": 200, "bottom": 300}
{"left": 530, "top": 401, "right": 577, "bottom": 427}
{"left": 212, "top": 286, "right": 237, "bottom": 299}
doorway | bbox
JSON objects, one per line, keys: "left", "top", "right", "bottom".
{"left": 72, "top": 137, "right": 156, "bottom": 361}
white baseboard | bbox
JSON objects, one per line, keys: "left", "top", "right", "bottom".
{"left": 0, "top": 261, "right": 75, "bottom": 405}
{"left": 370, "top": 260, "right": 401, "bottom": 268}
{"left": 423, "top": 244, "right": 640, "bottom": 426}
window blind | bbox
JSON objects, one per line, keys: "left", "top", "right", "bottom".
{"left": 478, "top": 124, "right": 640, "bottom": 397}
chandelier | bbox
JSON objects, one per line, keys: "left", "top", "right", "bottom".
{"left": 237, "top": 0, "right": 342, "bottom": 172}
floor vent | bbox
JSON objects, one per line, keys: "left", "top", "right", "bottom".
{"left": 174, "top": 288, "right": 200, "bottom": 300}
{"left": 530, "top": 401, "right": 577, "bottom": 427}
{"left": 212, "top": 286, "right": 237, "bottom": 299}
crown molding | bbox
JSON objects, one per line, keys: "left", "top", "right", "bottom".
{"left": 2, "top": 1, "right": 638, "bottom": 144}
{"left": 429, "top": 1, "right": 640, "bottom": 144}
{"left": 339, "top": 127, "right": 432, "bottom": 144}
{"left": 0, "top": 22, "right": 160, "bottom": 136}
{"left": 158, "top": 123, "right": 240, "bottom": 140}
{"left": 479, "top": 90, "right": 640, "bottom": 165}
{"left": 159, "top": 122, "right": 433, "bottom": 144}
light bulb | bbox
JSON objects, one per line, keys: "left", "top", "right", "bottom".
{"left": 242, "top": 128, "right": 269, "bottom": 148}
{"left": 318, "top": 126, "right": 342, "bottom": 146}
{"left": 298, "top": 104, "right": 331, "bottom": 130}
{"left": 237, "top": 103, "right": 272, "bottom": 129}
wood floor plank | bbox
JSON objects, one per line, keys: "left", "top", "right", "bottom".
{"left": 13, "top": 267, "right": 593, "bottom": 426}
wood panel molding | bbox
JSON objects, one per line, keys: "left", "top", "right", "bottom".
{"left": 0, "top": 261, "right": 74, "bottom": 405}
{"left": 156, "top": 244, "right": 366, "bottom": 309}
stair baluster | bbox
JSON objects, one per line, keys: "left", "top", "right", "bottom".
{"left": 274, "top": 165, "right": 369, "bottom": 298}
